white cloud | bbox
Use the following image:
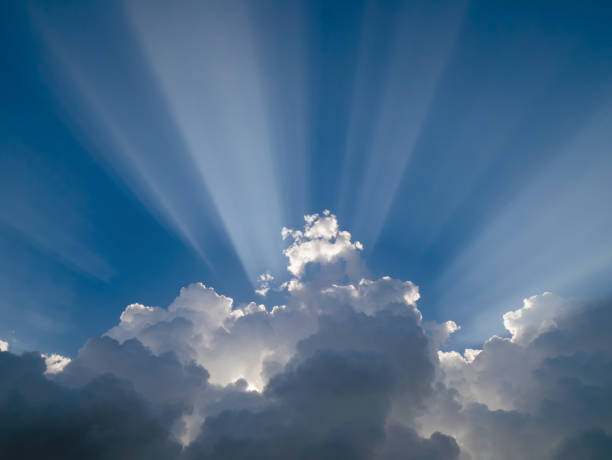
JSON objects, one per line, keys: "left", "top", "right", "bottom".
{"left": 103, "top": 213, "right": 370, "bottom": 391}
{"left": 106, "top": 282, "right": 316, "bottom": 391}
{"left": 42, "top": 353, "right": 71, "bottom": 374}
{"left": 0, "top": 339, "right": 8, "bottom": 352}
{"left": 259, "top": 273, "right": 274, "bottom": 282}
{"left": 322, "top": 276, "right": 420, "bottom": 317}
{"left": 503, "top": 291, "right": 568, "bottom": 345}
{"left": 107, "top": 282, "right": 236, "bottom": 349}
{"left": 255, "top": 272, "right": 274, "bottom": 296}
{"left": 282, "top": 210, "right": 363, "bottom": 278}
{"left": 280, "top": 278, "right": 304, "bottom": 292}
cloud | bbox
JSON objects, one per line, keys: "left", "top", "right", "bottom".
{"left": 255, "top": 272, "right": 274, "bottom": 296}
{"left": 2, "top": 212, "right": 612, "bottom": 459}
{"left": 107, "top": 283, "right": 237, "bottom": 349}
{"left": 0, "top": 340, "right": 8, "bottom": 352}
{"left": 427, "top": 294, "right": 612, "bottom": 460}
{"left": 56, "top": 336, "right": 209, "bottom": 406}
{"left": 282, "top": 210, "right": 363, "bottom": 278}
{"left": 322, "top": 276, "right": 420, "bottom": 317}
{"left": 106, "top": 282, "right": 317, "bottom": 391}
{"left": 184, "top": 307, "right": 441, "bottom": 460}
{"left": 0, "top": 351, "right": 182, "bottom": 460}
{"left": 376, "top": 425, "right": 460, "bottom": 460}
{"left": 503, "top": 292, "right": 569, "bottom": 345}
{"left": 42, "top": 353, "right": 71, "bottom": 374}
{"left": 553, "top": 429, "right": 612, "bottom": 460}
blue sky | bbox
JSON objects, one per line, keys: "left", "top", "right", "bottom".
{"left": 1, "top": 0, "right": 611, "bottom": 357}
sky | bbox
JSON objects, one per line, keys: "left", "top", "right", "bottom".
{"left": 2, "top": 0, "right": 611, "bottom": 357}
{"left": 1, "top": 1, "right": 612, "bottom": 458}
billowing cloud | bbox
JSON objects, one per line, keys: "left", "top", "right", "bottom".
{"left": 502, "top": 292, "right": 569, "bottom": 345}
{"left": 322, "top": 276, "right": 420, "bottom": 317}
{"left": 1, "top": 213, "right": 611, "bottom": 459}
{"left": 282, "top": 210, "right": 363, "bottom": 278}
{"left": 428, "top": 293, "right": 612, "bottom": 459}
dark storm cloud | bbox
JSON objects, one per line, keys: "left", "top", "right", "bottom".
{"left": 0, "top": 351, "right": 181, "bottom": 460}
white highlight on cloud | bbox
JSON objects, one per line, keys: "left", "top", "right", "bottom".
{"left": 255, "top": 272, "right": 274, "bottom": 296}
{"left": 503, "top": 291, "right": 567, "bottom": 345}
{"left": 42, "top": 353, "right": 71, "bottom": 374}
{"left": 438, "top": 292, "right": 569, "bottom": 376}
{"left": 108, "top": 283, "right": 236, "bottom": 349}
{"left": 436, "top": 292, "right": 572, "bottom": 411}
{"left": 106, "top": 281, "right": 311, "bottom": 390}
{"left": 280, "top": 278, "right": 304, "bottom": 292}
{"left": 437, "top": 347, "right": 481, "bottom": 367}
{"left": 322, "top": 276, "right": 420, "bottom": 316}
{"left": 282, "top": 210, "right": 363, "bottom": 278}
{"left": 0, "top": 339, "right": 8, "bottom": 352}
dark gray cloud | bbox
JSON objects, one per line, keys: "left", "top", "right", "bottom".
{"left": 553, "top": 429, "right": 612, "bottom": 460}
{"left": 0, "top": 351, "right": 181, "bottom": 460}
{"left": 57, "top": 336, "right": 209, "bottom": 406}
{"left": 377, "top": 426, "right": 460, "bottom": 460}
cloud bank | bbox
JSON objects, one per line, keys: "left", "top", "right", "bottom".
{"left": 1, "top": 212, "right": 611, "bottom": 459}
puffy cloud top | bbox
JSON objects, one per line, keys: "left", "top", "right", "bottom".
{"left": 322, "top": 276, "right": 420, "bottom": 317}
{"left": 503, "top": 291, "right": 568, "bottom": 345}
{"left": 282, "top": 210, "right": 363, "bottom": 278}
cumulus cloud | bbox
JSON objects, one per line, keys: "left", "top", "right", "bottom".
{"left": 42, "top": 353, "right": 71, "bottom": 374}
{"left": 183, "top": 306, "right": 441, "bottom": 460}
{"left": 427, "top": 293, "right": 612, "bottom": 460}
{"left": 56, "top": 336, "right": 209, "bottom": 406}
{"left": 282, "top": 210, "right": 363, "bottom": 278}
{"left": 1, "top": 212, "right": 611, "bottom": 459}
{"left": 503, "top": 291, "right": 569, "bottom": 345}
{"left": 322, "top": 276, "right": 420, "bottom": 317}
{"left": 105, "top": 283, "right": 316, "bottom": 391}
